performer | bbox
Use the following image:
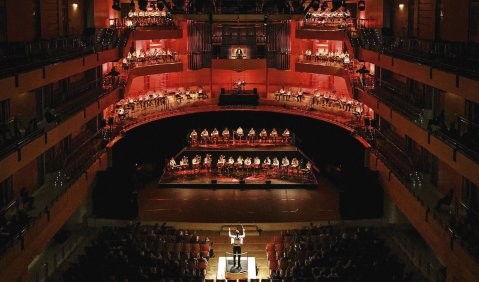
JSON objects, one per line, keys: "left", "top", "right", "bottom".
{"left": 235, "top": 47, "right": 244, "bottom": 59}
{"left": 244, "top": 157, "right": 252, "bottom": 174}
{"left": 270, "top": 128, "right": 278, "bottom": 143}
{"left": 228, "top": 226, "right": 246, "bottom": 270}
{"left": 272, "top": 157, "right": 280, "bottom": 174}
{"left": 227, "top": 156, "right": 235, "bottom": 174}
{"left": 282, "top": 128, "right": 291, "bottom": 143}
{"left": 253, "top": 156, "right": 261, "bottom": 174}
{"left": 236, "top": 155, "right": 244, "bottom": 172}
{"left": 291, "top": 157, "right": 300, "bottom": 175}
{"left": 211, "top": 128, "right": 219, "bottom": 144}
{"left": 236, "top": 126, "right": 244, "bottom": 143}
{"left": 260, "top": 128, "right": 268, "bottom": 143}
{"left": 169, "top": 157, "right": 179, "bottom": 172}
{"left": 192, "top": 155, "right": 201, "bottom": 174}
{"left": 190, "top": 129, "right": 198, "bottom": 145}
{"left": 247, "top": 128, "right": 256, "bottom": 143}
{"left": 201, "top": 128, "right": 209, "bottom": 144}
{"left": 296, "top": 88, "right": 303, "bottom": 102}
{"left": 281, "top": 156, "right": 290, "bottom": 175}
{"left": 217, "top": 155, "right": 226, "bottom": 174}
{"left": 222, "top": 128, "right": 230, "bottom": 144}
{"left": 204, "top": 154, "right": 212, "bottom": 172}
{"left": 180, "top": 156, "right": 189, "bottom": 173}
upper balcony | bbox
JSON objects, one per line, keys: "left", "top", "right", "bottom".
{"left": 355, "top": 86, "right": 479, "bottom": 188}
{"left": 109, "top": 15, "right": 183, "bottom": 41}
{"left": 356, "top": 29, "right": 479, "bottom": 104}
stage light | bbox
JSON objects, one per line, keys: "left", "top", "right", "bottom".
{"left": 72, "top": 2, "right": 78, "bottom": 10}
{"left": 399, "top": 3, "right": 405, "bottom": 10}
{"left": 263, "top": 14, "right": 269, "bottom": 26}
{"left": 312, "top": 0, "right": 320, "bottom": 11}
{"left": 112, "top": 0, "right": 121, "bottom": 11}
{"left": 358, "top": 0, "right": 366, "bottom": 11}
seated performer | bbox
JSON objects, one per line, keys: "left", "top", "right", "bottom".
{"left": 236, "top": 126, "right": 244, "bottom": 143}
{"left": 190, "top": 129, "right": 198, "bottom": 145}
{"left": 244, "top": 157, "right": 252, "bottom": 174}
{"left": 282, "top": 128, "right": 291, "bottom": 143}
{"left": 227, "top": 156, "right": 235, "bottom": 174}
{"left": 179, "top": 156, "right": 189, "bottom": 172}
{"left": 201, "top": 128, "right": 209, "bottom": 144}
{"left": 236, "top": 155, "right": 244, "bottom": 171}
{"left": 272, "top": 157, "right": 280, "bottom": 174}
{"left": 217, "top": 155, "right": 226, "bottom": 174}
{"left": 222, "top": 128, "right": 230, "bottom": 143}
{"left": 192, "top": 155, "right": 201, "bottom": 174}
{"left": 211, "top": 128, "right": 219, "bottom": 144}
{"left": 247, "top": 128, "right": 256, "bottom": 143}
{"left": 259, "top": 128, "right": 268, "bottom": 143}
{"left": 169, "top": 157, "right": 179, "bottom": 172}
{"left": 270, "top": 128, "right": 279, "bottom": 143}
{"left": 291, "top": 157, "right": 300, "bottom": 175}
{"left": 253, "top": 156, "right": 261, "bottom": 174}
{"left": 296, "top": 88, "right": 303, "bottom": 102}
{"left": 281, "top": 156, "right": 290, "bottom": 174}
{"left": 228, "top": 226, "right": 246, "bottom": 270}
{"left": 204, "top": 154, "right": 212, "bottom": 172}
{"left": 312, "top": 89, "right": 320, "bottom": 105}
{"left": 301, "top": 160, "right": 313, "bottom": 176}
{"left": 278, "top": 87, "right": 286, "bottom": 101}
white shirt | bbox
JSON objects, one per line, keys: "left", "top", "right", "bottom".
{"left": 229, "top": 228, "right": 246, "bottom": 245}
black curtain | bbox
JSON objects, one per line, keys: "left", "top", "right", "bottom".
{"left": 188, "top": 21, "right": 212, "bottom": 70}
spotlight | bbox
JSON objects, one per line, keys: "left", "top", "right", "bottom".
{"left": 130, "top": 0, "right": 135, "bottom": 8}
{"left": 112, "top": 0, "right": 121, "bottom": 11}
{"left": 312, "top": 0, "right": 320, "bottom": 11}
{"left": 263, "top": 14, "right": 269, "bottom": 26}
{"left": 72, "top": 2, "right": 78, "bottom": 10}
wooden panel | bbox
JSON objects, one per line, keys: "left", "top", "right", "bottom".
{"left": 41, "top": 0, "right": 60, "bottom": 39}
{"left": 417, "top": 0, "right": 435, "bottom": 40}
{"left": 133, "top": 29, "right": 183, "bottom": 41}
{"left": 295, "top": 29, "right": 347, "bottom": 41}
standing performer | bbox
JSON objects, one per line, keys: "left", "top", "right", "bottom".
{"left": 229, "top": 225, "right": 246, "bottom": 270}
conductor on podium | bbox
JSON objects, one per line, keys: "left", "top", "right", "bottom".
{"left": 235, "top": 48, "right": 244, "bottom": 59}
{"left": 229, "top": 225, "right": 246, "bottom": 271}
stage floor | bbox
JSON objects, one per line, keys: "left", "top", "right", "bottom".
{"left": 139, "top": 176, "right": 340, "bottom": 223}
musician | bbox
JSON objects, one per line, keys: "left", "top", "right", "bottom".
{"left": 222, "top": 128, "right": 230, "bottom": 143}
{"left": 284, "top": 89, "right": 291, "bottom": 101}
{"left": 236, "top": 126, "right": 244, "bottom": 143}
{"left": 201, "top": 128, "right": 209, "bottom": 144}
{"left": 217, "top": 155, "right": 226, "bottom": 173}
{"left": 305, "top": 49, "right": 312, "bottom": 61}
{"left": 270, "top": 128, "right": 278, "bottom": 143}
{"left": 282, "top": 128, "right": 291, "bottom": 143}
{"left": 345, "top": 99, "right": 353, "bottom": 111}
{"left": 247, "top": 128, "right": 256, "bottom": 143}
{"left": 322, "top": 92, "right": 330, "bottom": 106}
{"left": 204, "top": 154, "right": 212, "bottom": 172}
{"left": 228, "top": 226, "right": 246, "bottom": 269}
{"left": 244, "top": 157, "right": 252, "bottom": 174}
{"left": 235, "top": 48, "right": 244, "bottom": 59}
{"left": 291, "top": 157, "right": 300, "bottom": 175}
{"left": 260, "top": 128, "right": 268, "bottom": 143}
{"left": 281, "top": 156, "right": 289, "bottom": 174}
{"left": 180, "top": 156, "right": 189, "bottom": 172}
{"left": 236, "top": 155, "right": 244, "bottom": 171}
{"left": 296, "top": 89, "right": 303, "bottom": 102}
{"left": 312, "top": 89, "right": 320, "bottom": 105}
{"left": 211, "top": 128, "right": 219, "bottom": 144}
{"left": 169, "top": 157, "right": 179, "bottom": 172}
{"left": 301, "top": 161, "right": 313, "bottom": 177}
{"left": 192, "top": 155, "right": 201, "bottom": 174}
{"left": 117, "top": 106, "right": 126, "bottom": 121}
{"left": 254, "top": 157, "right": 261, "bottom": 174}
{"left": 314, "top": 49, "right": 321, "bottom": 62}
{"left": 272, "top": 157, "right": 280, "bottom": 174}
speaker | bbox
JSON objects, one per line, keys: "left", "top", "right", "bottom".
{"left": 265, "top": 180, "right": 272, "bottom": 184}
{"left": 221, "top": 88, "right": 225, "bottom": 94}
{"left": 211, "top": 179, "right": 217, "bottom": 184}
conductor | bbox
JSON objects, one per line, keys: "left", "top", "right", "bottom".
{"left": 229, "top": 225, "right": 246, "bottom": 270}
{"left": 235, "top": 48, "right": 244, "bottom": 59}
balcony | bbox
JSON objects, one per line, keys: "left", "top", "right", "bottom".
{"left": 0, "top": 47, "right": 119, "bottom": 102}
{"left": 356, "top": 87, "right": 479, "bottom": 188}
{"left": 368, "top": 139, "right": 479, "bottom": 282}
{"left": 0, "top": 85, "right": 123, "bottom": 183}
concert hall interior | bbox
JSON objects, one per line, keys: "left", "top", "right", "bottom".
{"left": 0, "top": 0, "right": 479, "bottom": 282}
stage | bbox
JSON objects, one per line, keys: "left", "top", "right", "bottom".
{"left": 219, "top": 89, "right": 259, "bottom": 106}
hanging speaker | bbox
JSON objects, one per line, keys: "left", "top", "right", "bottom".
{"left": 358, "top": 0, "right": 366, "bottom": 11}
